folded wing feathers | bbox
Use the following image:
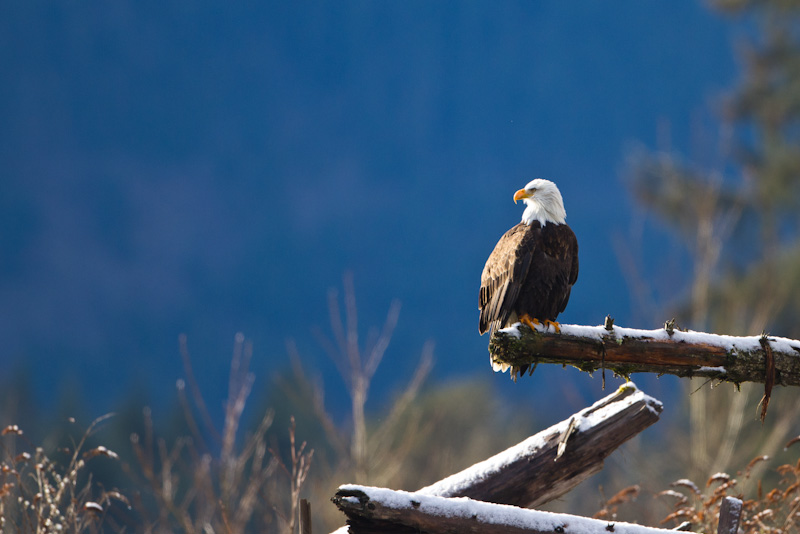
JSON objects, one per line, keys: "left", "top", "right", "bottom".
{"left": 479, "top": 225, "right": 533, "bottom": 335}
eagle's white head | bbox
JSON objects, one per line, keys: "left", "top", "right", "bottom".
{"left": 514, "top": 178, "right": 567, "bottom": 226}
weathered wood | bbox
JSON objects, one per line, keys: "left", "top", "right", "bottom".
{"left": 333, "top": 486, "right": 679, "bottom": 534}
{"left": 300, "top": 498, "right": 312, "bottom": 534}
{"left": 489, "top": 323, "right": 800, "bottom": 386}
{"left": 329, "top": 386, "right": 663, "bottom": 534}
{"left": 417, "top": 384, "right": 662, "bottom": 508}
{"left": 717, "top": 496, "right": 742, "bottom": 534}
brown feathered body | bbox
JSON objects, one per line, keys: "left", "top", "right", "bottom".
{"left": 479, "top": 220, "right": 579, "bottom": 335}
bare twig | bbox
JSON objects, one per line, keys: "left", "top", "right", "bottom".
{"left": 270, "top": 417, "right": 314, "bottom": 534}
{"left": 128, "top": 333, "right": 289, "bottom": 534}
{"left": 314, "top": 273, "right": 407, "bottom": 483}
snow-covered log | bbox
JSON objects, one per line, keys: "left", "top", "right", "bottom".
{"left": 332, "top": 485, "right": 678, "bottom": 534}
{"left": 416, "top": 383, "right": 662, "bottom": 508}
{"left": 489, "top": 321, "right": 800, "bottom": 386}
{"left": 329, "top": 385, "right": 662, "bottom": 534}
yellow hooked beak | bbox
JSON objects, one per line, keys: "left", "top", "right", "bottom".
{"left": 513, "top": 189, "right": 531, "bottom": 204}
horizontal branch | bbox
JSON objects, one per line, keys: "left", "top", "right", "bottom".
{"left": 417, "top": 383, "right": 662, "bottom": 508}
{"left": 333, "top": 485, "right": 678, "bottom": 534}
{"left": 489, "top": 322, "right": 800, "bottom": 386}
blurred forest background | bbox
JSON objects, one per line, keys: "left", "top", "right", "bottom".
{"left": 2, "top": 1, "right": 800, "bottom": 532}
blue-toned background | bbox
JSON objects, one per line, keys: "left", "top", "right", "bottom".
{"left": 0, "top": 2, "right": 737, "bottom": 418}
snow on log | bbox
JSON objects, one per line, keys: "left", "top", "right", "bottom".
{"left": 489, "top": 322, "right": 800, "bottom": 386}
{"left": 717, "top": 496, "right": 742, "bottom": 534}
{"left": 333, "top": 485, "right": 678, "bottom": 534}
{"left": 329, "top": 385, "right": 662, "bottom": 534}
{"left": 416, "top": 382, "right": 661, "bottom": 508}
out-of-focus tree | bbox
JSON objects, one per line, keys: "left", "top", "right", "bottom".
{"left": 717, "top": 0, "right": 800, "bottom": 231}
{"left": 712, "top": 0, "right": 800, "bottom": 337}
{"left": 622, "top": 0, "right": 800, "bottom": 489}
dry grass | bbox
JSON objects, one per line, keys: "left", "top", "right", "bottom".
{"left": 0, "top": 416, "right": 129, "bottom": 533}
{"left": 124, "top": 332, "right": 313, "bottom": 534}
{"left": 655, "top": 439, "right": 800, "bottom": 533}
{"left": 592, "top": 485, "right": 641, "bottom": 523}
{"left": 0, "top": 276, "right": 445, "bottom": 533}
{"left": 0, "top": 360, "right": 314, "bottom": 534}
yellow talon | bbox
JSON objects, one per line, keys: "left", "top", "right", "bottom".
{"left": 519, "top": 315, "right": 562, "bottom": 333}
{"left": 544, "top": 319, "right": 562, "bottom": 333}
{"left": 519, "top": 314, "right": 540, "bottom": 331}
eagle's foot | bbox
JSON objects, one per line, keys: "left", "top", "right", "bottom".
{"left": 544, "top": 319, "right": 562, "bottom": 334}
{"left": 519, "top": 314, "right": 541, "bottom": 331}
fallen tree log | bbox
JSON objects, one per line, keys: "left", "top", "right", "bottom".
{"left": 416, "top": 383, "right": 662, "bottom": 508}
{"left": 329, "top": 384, "right": 662, "bottom": 534}
{"left": 333, "top": 485, "right": 679, "bottom": 534}
{"left": 489, "top": 321, "right": 800, "bottom": 387}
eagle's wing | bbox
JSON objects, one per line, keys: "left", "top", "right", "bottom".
{"left": 556, "top": 225, "right": 579, "bottom": 316}
{"left": 479, "top": 223, "right": 536, "bottom": 335}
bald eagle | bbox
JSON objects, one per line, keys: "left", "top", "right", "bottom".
{"left": 479, "top": 179, "right": 579, "bottom": 342}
